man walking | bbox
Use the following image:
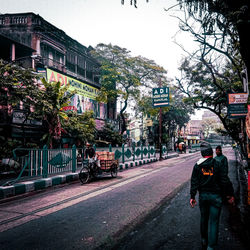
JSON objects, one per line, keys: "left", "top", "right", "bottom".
{"left": 215, "top": 145, "right": 228, "bottom": 173}
{"left": 190, "top": 142, "right": 235, "bottom": 250}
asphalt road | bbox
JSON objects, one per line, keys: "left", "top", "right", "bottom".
{"left": 113, "top": 149, "right": 249, "bottom": 250}
{"left": 0, "top": 149, "right": 247, "bottom": 250}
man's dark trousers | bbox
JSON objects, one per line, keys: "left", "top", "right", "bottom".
{"left": 199, "top": 193, "right": 222, "bottom": 249}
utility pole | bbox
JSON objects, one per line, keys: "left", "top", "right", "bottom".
{"left": 152, "top": 78, "right": 169, "bottom": 161}
{"left": 159, "top": 78, "right": 163, "bottom": 161}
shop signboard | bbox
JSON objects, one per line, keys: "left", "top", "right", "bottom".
{"left": 152, "top": 87, "right": 169, "bottom": 107}
{"left": 12, "top": 110, "right": 42, "bottom": 126}
{"left": 228, "top": 93, "right": 248, "bottom": 104}
{"left": 227, "top": 104, "right": 248, "bottom": 118}
{"left": 228, "top": 93, "right": 248, "bottom": 119}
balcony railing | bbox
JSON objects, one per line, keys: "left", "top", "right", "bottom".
{"left": 38, "top": 57, "right": 100, "bottom": 88}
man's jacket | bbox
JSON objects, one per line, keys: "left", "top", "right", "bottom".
{"left": 84, "top": 147, "right": 95, "bottom": 158}
{"left": 190, "top": 157, "right": 234, "bottom": 199}
{"left": 215, "top": 154, "right": 228, "bottom": 173}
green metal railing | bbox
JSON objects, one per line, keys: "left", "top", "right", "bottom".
{"left": 3, "top": 145, "right": 77, "bottom": 186}
{"left": 2, "top": 143, "right": 167, "bottom": 186}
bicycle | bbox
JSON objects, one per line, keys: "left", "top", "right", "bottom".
{"left": 79, "top": 158, "right": 118, "bottom": 184}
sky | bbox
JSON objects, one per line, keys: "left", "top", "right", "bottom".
{"left": 0, "top": 0, "right": 203, "bottom": 119}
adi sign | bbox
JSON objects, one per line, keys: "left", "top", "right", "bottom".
{"left": 46, "top": 68, "right": 99, "bottom": 99}
{"left": 152, "top": 87, "right": 169, "bottom": 107}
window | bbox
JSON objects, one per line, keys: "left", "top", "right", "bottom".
{"left": 66, "top": 52, "right": 76, "bottom": 64}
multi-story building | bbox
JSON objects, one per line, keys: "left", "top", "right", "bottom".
{"left": 180, "top": 120, "right": 202, "bottom": 145}
{"left": 0, "top": 13, "right": 117, "bottom": 140}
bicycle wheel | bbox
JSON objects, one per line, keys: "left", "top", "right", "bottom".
{"left": 110, "top": 164, "right": 118, "bottom": 178}
{"left": 79, "top": 166, "right": 90, "bottom": 184}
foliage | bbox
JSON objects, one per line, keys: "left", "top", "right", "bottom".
{"left": 164, "top": 86, "right": 193, "bottom": 129}
{"left": 0, "top": 60, "right": 42, "bottom": 156}
{"left": 121, "top": 0, "right": 148, "bottom": 8}
{"left": 0, "top": 60, "right": 38, "bottom": 104}
{"left": 176, "top": 56, "right": 243, "bottom": 146}
{"left": 35, "top": 78, "right": 74, "bottom": 148}
{"left": 62, "top": 110, "right": 96, "bottom": 145}
{"left": 122, "top": 0, "right": 250, "bottom": 73}
{"left": 176, "top": 0, "right": 250, "bottom": 89}
{"left": 91, "top": 43, "right": 168, "bottom": 134}
{"left": 177, "top": 0, "right": 249, "bottom": 36}
{"left": 136, "top": 86, "right": 193, "bottom": 145}
{"left": 95, "top": 123, "right": 123, "bottom": 146}
{"left": 201, "top": 118, "right": 223, "bottom": 139}
{"left": 0, "top": 138, "right": 22, "bottom": 159}
{"left": 0, "top": 60, "right": 41, "bottom": 121}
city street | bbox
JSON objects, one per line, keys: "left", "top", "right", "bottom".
{"left": 0, "top": 149, "right": 248, "bottom": 249}
{"left": 113, "top": 149, "right": 248, "bottom": 250}
{"left": 1, "top": 2, "right": 250, "bottom": 250}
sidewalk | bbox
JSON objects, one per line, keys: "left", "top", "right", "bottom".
{"left": 0, "top": 151, "right": 180, "bottom": 200}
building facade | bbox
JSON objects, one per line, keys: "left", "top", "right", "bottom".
{"left": 0, "top": 12, "right": 117, "bottom": 131}
{"left": 180, "top": 120, "right": 202, "bottom": 145}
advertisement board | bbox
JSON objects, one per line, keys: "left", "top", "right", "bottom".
{"left": 46, "top": 68, "right": 99, "bottom": 99}
{"left": 227, "top": 104, "right": 248, "bottom": 118}
{"left": 46, "top": 68, "right": 107, "bottom": 121}
{"left": 228, "top": 93, "right": 248, "bottom": 118}
{"left": 228, "top": 93, "right": 248, "bottom": 104}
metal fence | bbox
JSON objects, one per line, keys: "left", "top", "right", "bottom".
{"left": 11, "top": 145, "right": 77, "bottom": 179}
{"left": 2, "top": 143, "right": 167, "bottom": 186}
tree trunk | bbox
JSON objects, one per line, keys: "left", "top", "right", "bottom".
{"left": 120, "top": 98, "right": 128, "bottom": 135}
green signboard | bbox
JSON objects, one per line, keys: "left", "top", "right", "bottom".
{"left": 227, "top": 104, "right": 248, "bottom": 118}
{"left": 152, "top": 87, "right": 170, "bottom": 107}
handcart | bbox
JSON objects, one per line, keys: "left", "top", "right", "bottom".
{"left": 79, "top": 152, "right": 118, "bottom": 184}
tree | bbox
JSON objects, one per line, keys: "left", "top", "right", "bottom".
{"left": 201, "top": 118, "right": 222, "bottom": 139}
{"left": 34, "top": 79, "right": 74, "bottom": 148}
{"left": 137, "top": 86, "right": 193, "bottom": 146}
{"left": 92, "top": 43, "right": 168, "bottom": 135}
{"left": 0, "top": 60, "right": 42, "bottom": 157}
{"left": 61, "top": 110, "right": 96, "bottom": 146}
{"left": 122, "top": 0, "right": 250, "bottom": 89}
{"left": 170, "top": 3, "right": 247, "bottom": 155}
{"left": 95, "top": 123, "right": 123, "bottom": 146}
{"left": 177, "top": 0, "right": 250, "bottom": 83}
{"left": 0, "top": 61, "right": 99, "bottom": 153}
{"left": 0, "top": 60, "right": 41, "bottom": 130}
{"left": 176, "top": 56, "right": 245, "bottom": 151}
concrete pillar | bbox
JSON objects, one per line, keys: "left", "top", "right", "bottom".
{"left": 11, "top": 43, "right": 15, "bottom": 61}
{"left": 36, "top": 38, "right": 40, "bottom": 55}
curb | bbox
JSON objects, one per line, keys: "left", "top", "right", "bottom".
{"left": 0, "top": 173, "right": 79, "bottom": 200}
{"left": 119, "top": 157, "right": 158, "bottom": 170}
{"left": 118, "top": 153, "right": 179, "bottom": 170}
{"left": 0, "top": 153, "right": 179, "bottom": 200}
